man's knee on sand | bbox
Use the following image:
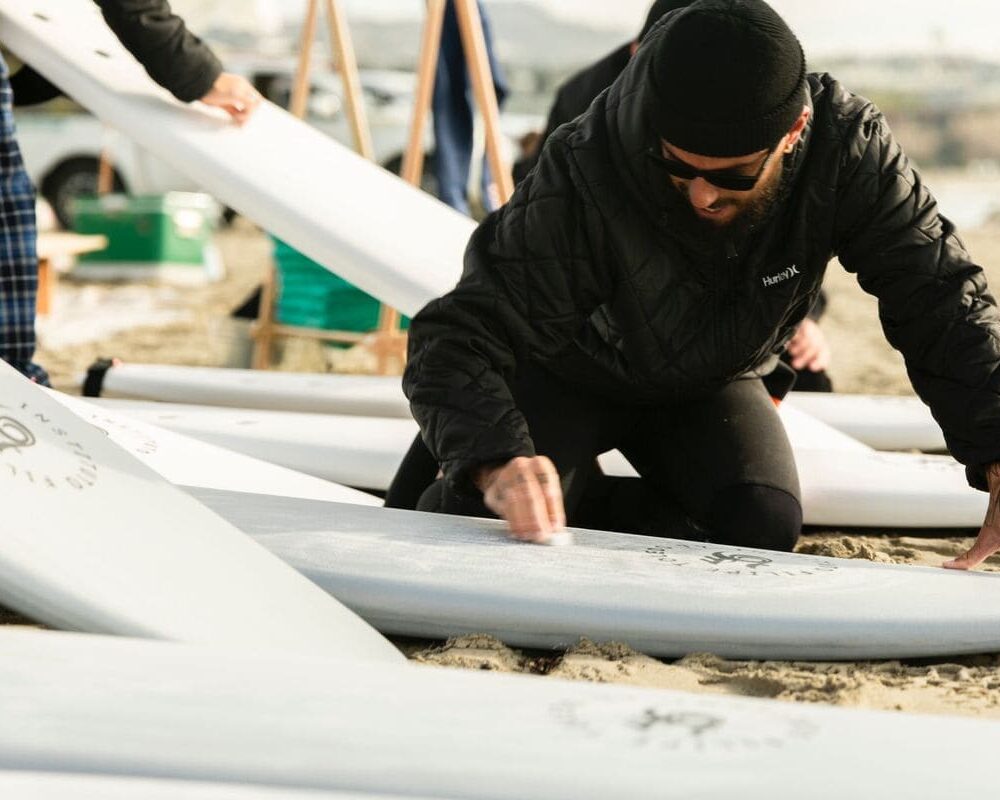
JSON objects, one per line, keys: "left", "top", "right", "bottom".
{"left": 702, "top": 483, "right": 802, "bottom": 552}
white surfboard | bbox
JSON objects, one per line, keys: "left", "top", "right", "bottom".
{"left": 1, "top": 629, "right": 997, "bottom": 799}
{"left": 0, "top": 773, "right": 406, "bottom": 800}
{"left": 0, "top": 0, "right": 471, "bottom": 318}
{"left": 0, "top": 362, "right": 400, "bottom": 662}
{"left": 50, "top": 391, "right": 379, "bottom": 506}
{"left": 95, "top": 398, "right": 986, "bottom": 528}
{"left": 84, "top": 362, "right": 412, "bottom": 418}
{"left": 188, "top": 486, "right": 1000, "bottom": 660}
{"left": 786, "top": 391, "right": 947, "bottom": 451}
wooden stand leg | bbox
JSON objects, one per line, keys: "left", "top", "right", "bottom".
{"left": 453, "top": 0, "right": 513, "bottom": 204}
{"left": 401, "top": 0, "right": 446, "bottom": 185}
{"left": 290, "top": 0, "right": 320, "bottom": 120}
{"left": 251, "top": 265, "right": 277, "bottom": 369}
{"left": 324, "top": 0, "right": 375, "bottom": 160}
{"left": 36, "top": 257, "right": 52, "bottom": 316}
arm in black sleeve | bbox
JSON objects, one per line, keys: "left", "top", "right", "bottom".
{"left": 94, "top": 0, "right": 222, "bottom": 102}
{"left": 835, "top": 103, "right": 1000, "bottom": 487}
{"left": 403, "top": 138, "right": 612, "bottom": 492}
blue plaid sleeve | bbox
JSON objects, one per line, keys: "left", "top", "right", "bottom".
{"left": 0, "top": 54, "right": 48, "bottom": 385}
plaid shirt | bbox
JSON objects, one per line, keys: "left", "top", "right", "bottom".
{"left": 0, "top": 53, "right": 48, "bottom": 385}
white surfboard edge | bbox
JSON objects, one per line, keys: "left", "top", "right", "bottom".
{"left": 0, "top": 0, "right": 474, "bottom": 318}
{"left": 0, "top": 772, "right": 414, "bottom": 800}
{"left": 786, "top": 391, "right": 947, "bottom": 452}
{"left": 82, "top": 362, "right": 413, "bottom": 418}
{"left": 0, "top": 361, "right": 400, "bottom": 663}
{"left": 93, "top": 397, "right": 987, "bottom": 528}
{"left": 49, "top": 390, "right": 380, "bottom": 506}
{"left": 1, "top": 628, "right": 997, "bottom": 800}
{"left": 188, "top": 486, "right": 1000, "bottom": 660}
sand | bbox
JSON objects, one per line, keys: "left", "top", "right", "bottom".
{"left": 13, "top": 215, "right": 1000, "bottom": 719}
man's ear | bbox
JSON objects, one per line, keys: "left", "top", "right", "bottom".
{"left": 784, "top": 105, "right": 811, "bottom": 152}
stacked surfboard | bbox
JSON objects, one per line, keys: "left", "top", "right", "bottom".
{"left": 88, "top": 388, "right": 986, "bottom": 528}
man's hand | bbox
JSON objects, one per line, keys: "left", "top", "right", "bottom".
{"left": 786, "top": 318, "right": 831, "bottom": 372}
{"left": 944, "top": 463, "right": 1000, "bottom": 570}
{"left": 475, "top": 456, "right": 567, "bottom": 544}
{"left": 200, "top": 73, "right": 262, "bottom": 125}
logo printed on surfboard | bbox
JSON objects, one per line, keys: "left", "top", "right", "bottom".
{"left": 0, "top": 403, "right": 99, "bottom": 491}
{"left": 643, "top": 541, "right": 839, "bottom": 577}
{"left": 551, "top": 698, "right": 819, "bottom": 753}
{"left": 86, "top": 412, "right": 160, "bottom": 457}
{"left": 0, "top": 416, "right": 36, "bottom": 452}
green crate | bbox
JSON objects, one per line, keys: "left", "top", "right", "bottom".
{"left": 72, "top": 193, "right": 217, "bottom": 266}
{"left": 272, "top": 237, "right": 409, "bottom": 333}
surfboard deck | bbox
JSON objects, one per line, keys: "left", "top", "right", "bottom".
{"left": 95, "top": 398, "right": 986, "bottom": 528}
{"left": 786, "top": 391, "right": 946, "bottom": 452}
{"left": 0, "top": 0, "right": 470, "bottom": 318}
{"left": 50, "top": 391, "right": 379, "bottom": 506}
{"left": 186, "top": 486, "right": 1000, "bottom": 660}
{"left": 0, "top": 362, "right": 400, "bottom": 662}
{"left": 2, "top": 629, "right": 997, "bottom": 799}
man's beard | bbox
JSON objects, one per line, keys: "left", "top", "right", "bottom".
{"left": 668, "top": 160, "right": 784, "bottom": 245}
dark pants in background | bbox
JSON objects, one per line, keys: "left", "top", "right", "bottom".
{"left": 388, "top": 364, "right": 803, "bottom": 552}
{"left": 432, "top": 0, "right": 509, "bottom": 215}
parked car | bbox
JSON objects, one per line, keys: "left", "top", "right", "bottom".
{"left": 15, "top": 63, "right": 537, "bottom": 228}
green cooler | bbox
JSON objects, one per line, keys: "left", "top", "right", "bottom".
{"left": 71, "top": 192, "right": 222, "bottom": 284}
{"left": 272, "top": 237, "right": 409, "bottom": 334}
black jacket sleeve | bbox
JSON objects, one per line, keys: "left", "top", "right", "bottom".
{"left": 94, "top": 0, "right": 222, "bottom": 102}
{"left": 834, "top": 103, "right": 1000, "bottom": 488}
{"left": 403, "top": 138, "right": 613, "bottom": 492}
{"left": 10, "top": 65, "right": 62, "bottom": 106}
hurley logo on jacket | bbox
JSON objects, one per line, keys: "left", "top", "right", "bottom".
{"left": 761, "top": 265, "right": 800, "bottom": 288}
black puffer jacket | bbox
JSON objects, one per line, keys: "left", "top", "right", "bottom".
{"left": 94, "top": 0, "right": 222, "bottom": 102}
{"left": 7, "top": 2, "right": 220, "bottom": 106}
{"left": 404, "top": 27, "right": 1000, "bottom": 493}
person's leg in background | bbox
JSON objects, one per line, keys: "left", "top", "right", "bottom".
{"left": 431, "top": 2, "right": 474, "bottom": 215}
{"left": 432, "top": 1, "right": 509, "bottom": 216}
{"left": 0, "top": 54, "right": 48, "bottom": 385}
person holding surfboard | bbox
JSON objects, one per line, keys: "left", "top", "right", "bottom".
{"left": 0, "top": 0, "right": 260, "bottom": 385}
{"left": 401, "top": 0, "right": 1000, "bottom": 569}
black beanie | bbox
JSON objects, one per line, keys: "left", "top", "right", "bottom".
{"left": 649, "top": 0, "right": 806, "bottom": 157}
{"left": 637, "top": 1, "right": 693, "bottom": 42}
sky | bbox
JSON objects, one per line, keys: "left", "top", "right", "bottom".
{"left": 175, "top": 1, "right": 1000, "bottom": 61}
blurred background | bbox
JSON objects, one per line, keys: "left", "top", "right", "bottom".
{"left": 11, "top": 0, "right": 1000, "bottom": 390}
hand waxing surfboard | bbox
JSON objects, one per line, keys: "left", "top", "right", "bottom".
{"left": 0, "top": 361, "right": 400, "bottom": 662}
{"left": 188, "top": 487, "right": 1000, "bottom": 660}
{"left": 1, "top": 628, "right": 998, "bottom": 799}
{"left": 94, "top": 398, "right": 987, "bottom": 528}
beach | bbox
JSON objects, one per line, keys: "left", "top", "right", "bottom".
{"left": 15, "top": 208, "right": 1000, "bottom": 720}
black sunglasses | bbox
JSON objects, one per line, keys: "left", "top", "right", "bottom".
{"left": 646, "top": 144, "right": 776, "bottom": 192}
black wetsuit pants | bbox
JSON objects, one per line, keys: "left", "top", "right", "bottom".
{"left": 387, "top": 365, "right": 803, "bottom": 552}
